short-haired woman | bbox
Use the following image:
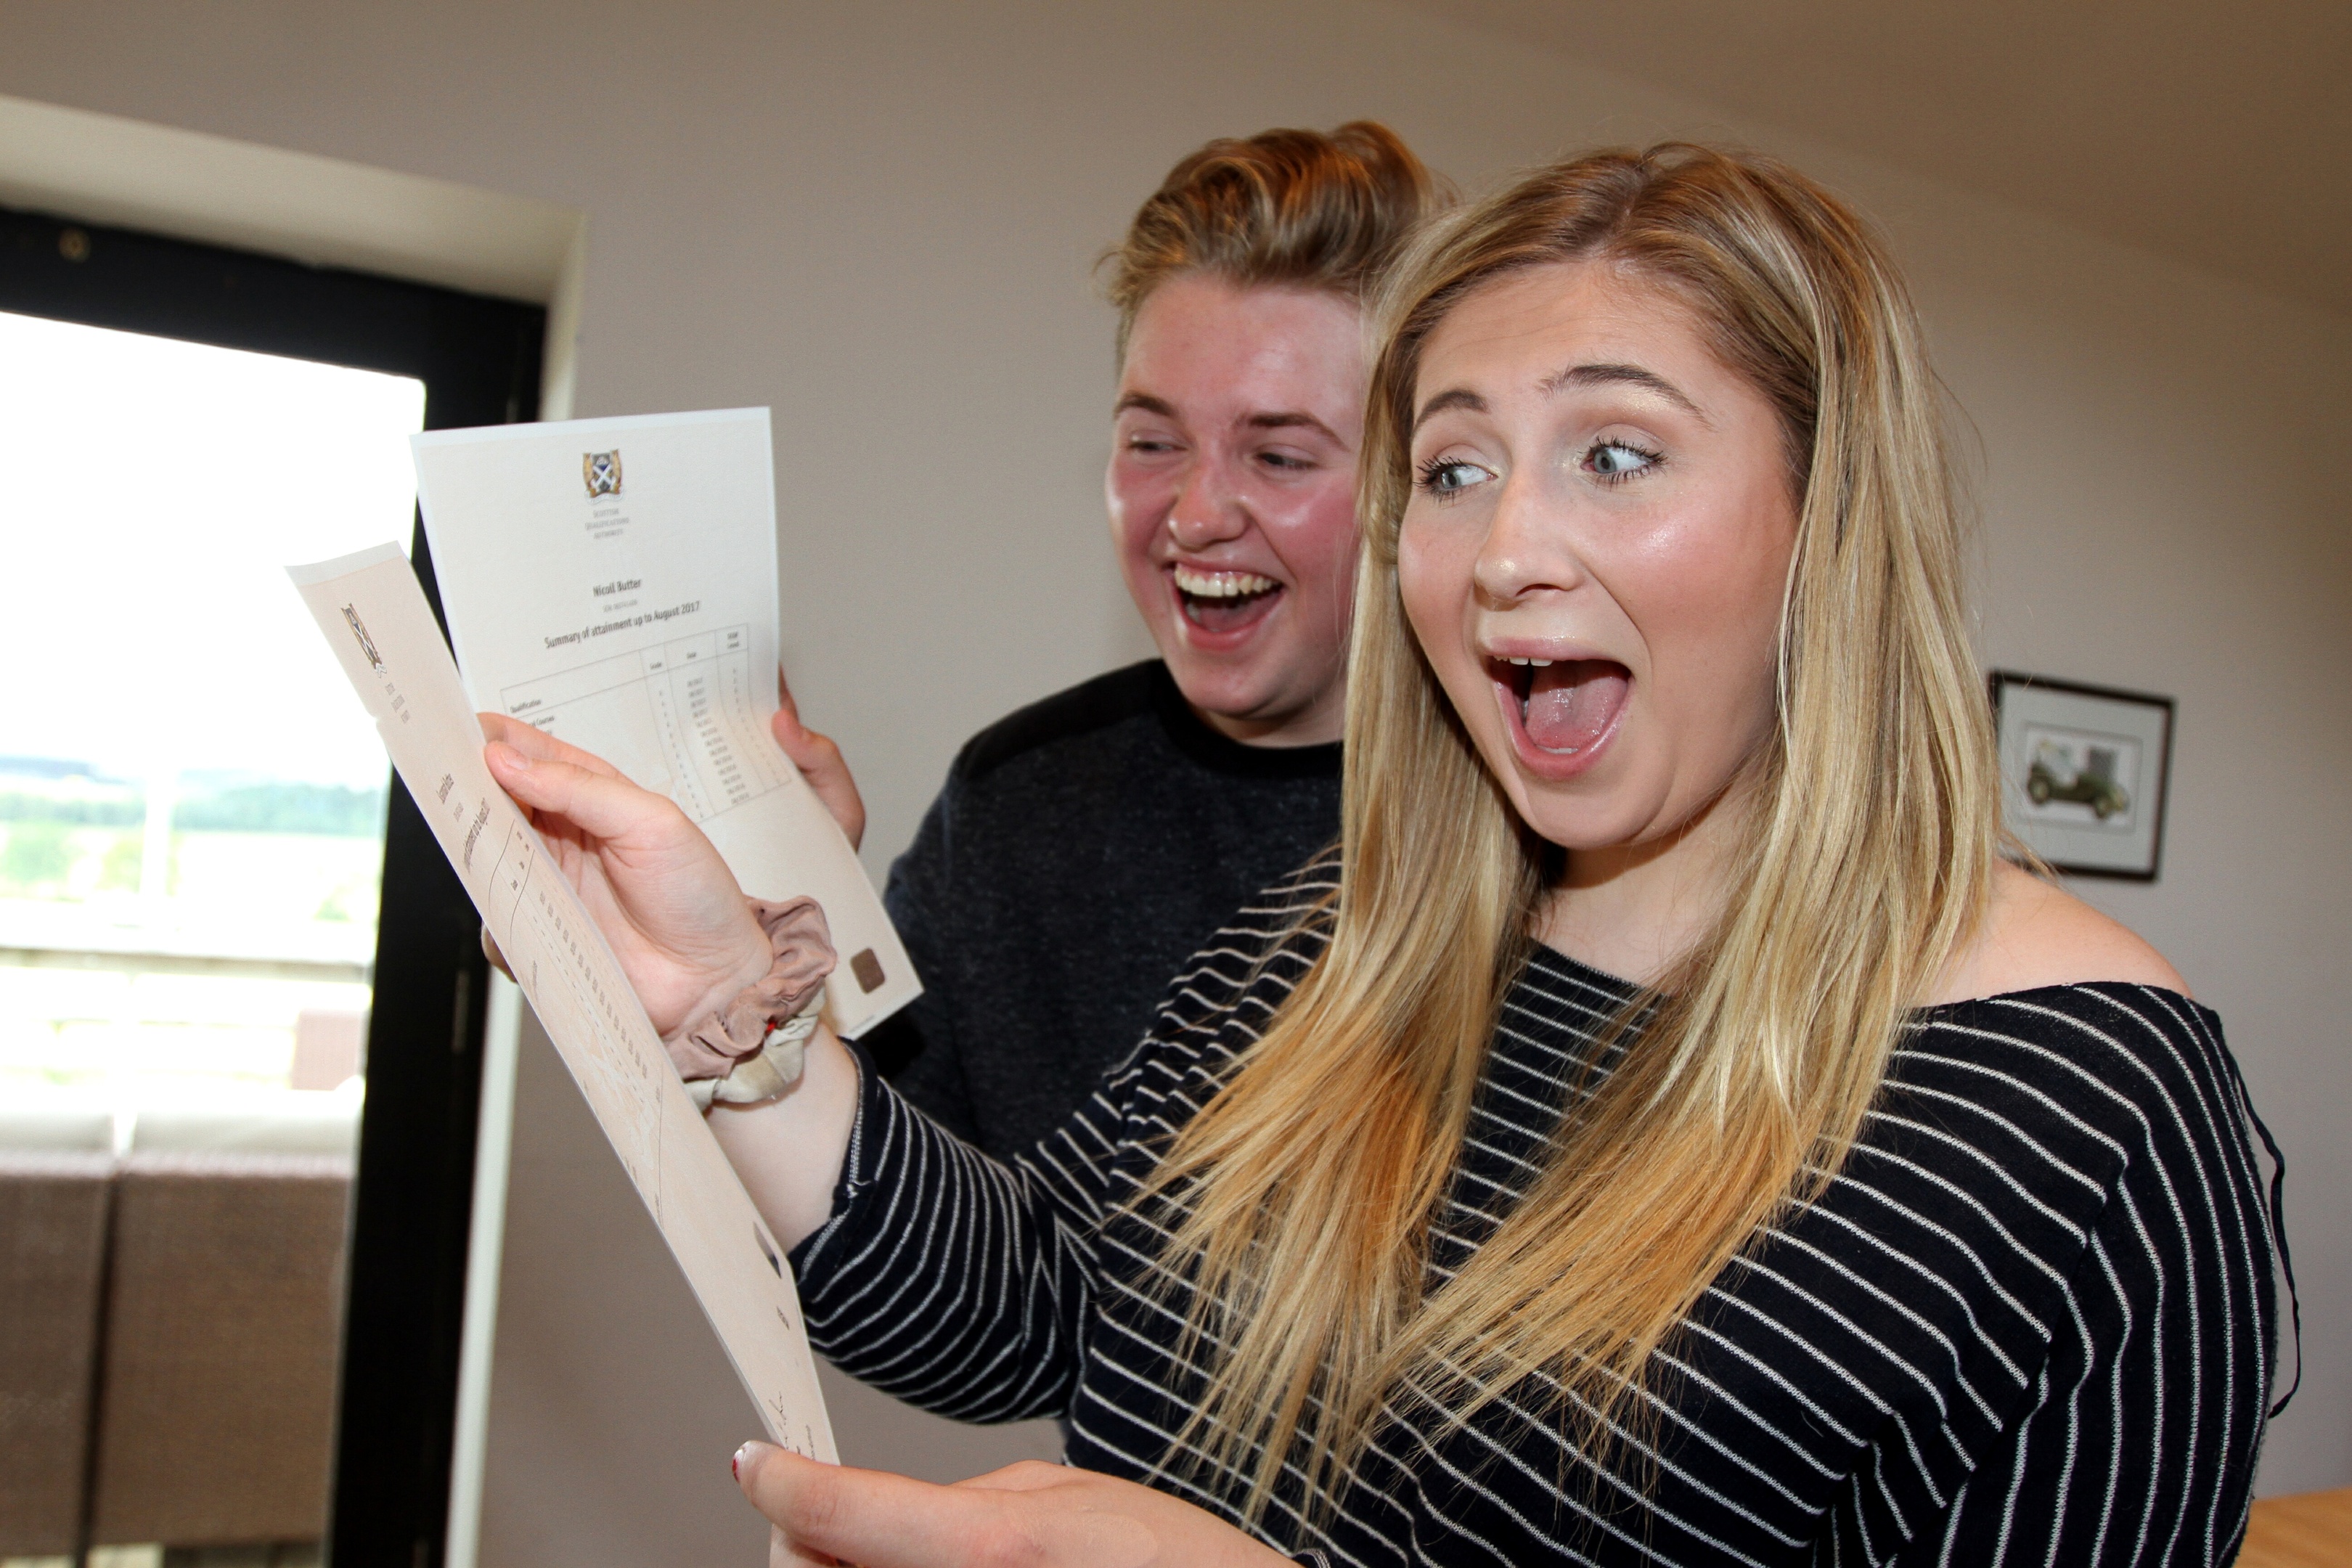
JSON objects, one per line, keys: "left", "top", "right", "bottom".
{"left": 786, "top": 122, "right": 1442, "bottom": 1164}
{"left": 487, "top": 142, "right": 2285, "bottom": 1566}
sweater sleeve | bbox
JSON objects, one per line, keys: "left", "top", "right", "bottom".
{"left": 865, "top": 775, "right": 984, "bottom": 1144}
{"left": 787, "top": 1042, "right": 1129, "bottom": 1424}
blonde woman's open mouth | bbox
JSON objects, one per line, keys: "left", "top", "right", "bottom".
{"left": 1488, "top": 652, "right": 1630, "bottom": 777}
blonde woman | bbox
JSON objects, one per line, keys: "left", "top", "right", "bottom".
{"left": 485, "top": 143, "right": 2284, "bottom": 1566}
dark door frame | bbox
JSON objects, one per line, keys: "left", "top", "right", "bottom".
{"left": 1, "top": 201, "right": 546, "bottom": 1568}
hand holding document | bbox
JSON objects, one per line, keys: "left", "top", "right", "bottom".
{"left": 409, "top": 408, "right": 915, "bottom": 1038}
{"left": 287, "top": 544, "right": 834, "bottom": 1458}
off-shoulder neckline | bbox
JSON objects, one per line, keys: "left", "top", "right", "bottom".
{"left": 1519, "top": 940, "right": 2210, "bottom": 1022}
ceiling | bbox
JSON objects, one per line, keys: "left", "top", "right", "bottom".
{"left": 1402, "top": 0, "right": 2352, "bottom": 319}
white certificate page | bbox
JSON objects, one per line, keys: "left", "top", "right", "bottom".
{"left": 411, "top": 408, "right": 915, "bottom": 1038}
{"left": 286, "top": 543, "right": 835, "bottom": 1460}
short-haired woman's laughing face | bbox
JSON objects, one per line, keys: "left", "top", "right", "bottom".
{"left": 1108, "top": 274, "right": 1367, "bottom": 747}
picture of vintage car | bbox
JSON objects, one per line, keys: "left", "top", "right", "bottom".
{"left": 2026, "top": 740, "right": 2132, "bottom": 820}
{"left": 1991, "top": 672, "right": 2171, "bottom": 878}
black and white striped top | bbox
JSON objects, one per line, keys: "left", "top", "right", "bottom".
{"left": 794, "top": 862, "right": 2284, "bottom": 1565}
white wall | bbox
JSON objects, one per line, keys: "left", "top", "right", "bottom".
{"left": 1, "top": 0, "right": 2340, "bottom": 1541}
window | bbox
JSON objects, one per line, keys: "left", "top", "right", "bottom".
{"left": 0, "top": 201, "right": 543, "bottom": 1568}
{"left": 0, "top": 309, "right": 422, "bottom": 1111}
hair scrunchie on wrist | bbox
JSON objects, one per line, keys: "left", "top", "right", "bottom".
{"left": 661, "top": 897, "right": 835, "bottom": 1111}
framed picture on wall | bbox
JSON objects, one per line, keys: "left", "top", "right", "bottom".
{"left": 1990, "top": 671, "right": 2175, "bottom": 881}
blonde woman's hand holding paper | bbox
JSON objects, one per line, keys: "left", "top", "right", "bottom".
{"left": 481, "top": 712, "right": 772, "bottom": 1035}
{"left": 732, "top": 1444, "right": 1289, "bottom": 1568}
{"left": 483, "top": 711, "right": 862, "bottom": 1249}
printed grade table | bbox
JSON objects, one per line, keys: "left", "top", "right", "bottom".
{"left": 499, "top": 624, "right": 788, "bottom": 824}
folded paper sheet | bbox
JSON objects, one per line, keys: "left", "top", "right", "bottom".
{"left": 287, "top": 543, "right": 833, "bottom": 1458}
{"left": 410, "top": 407, "right": 915, "bottom": 1038}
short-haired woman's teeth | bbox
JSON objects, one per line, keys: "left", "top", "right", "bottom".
{"left": 1502, "top": 656, "right": 1555, "bottom": 667}
{"left": 1174, "top": 567, "right": 1278, "bottom": 598}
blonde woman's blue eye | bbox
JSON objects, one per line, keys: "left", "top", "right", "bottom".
{"left": 1416, "top": 458, "right": 1488, "bottom": 497}
{"left": 1586, "top": 441, "right": 1661, "bottom": 479}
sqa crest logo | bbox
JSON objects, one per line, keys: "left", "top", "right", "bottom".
{"left": 584, "top": 449, "right": 624, "bottom": 499}
{"left": 340, "top": 605, "right": 385, "bottom": 674}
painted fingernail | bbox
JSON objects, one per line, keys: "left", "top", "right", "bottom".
{"left": 732, "top": 1441, "right": 754, "bottom": 1481}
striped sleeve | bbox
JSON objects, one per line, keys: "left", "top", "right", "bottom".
{"left": 788, "top": 859, "right": 1334, "bottom": 1426}
{"left": 787, "top": 1048, "right": 1122, "bottom": 1423}
{"left": 1895, "top": 988, "right": 2280, "bottom": 1567}
{"left": 787, "top": 865, "right": 1334, "bottom": 1426}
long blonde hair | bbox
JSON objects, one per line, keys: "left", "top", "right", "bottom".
{"left": 1143, "top": 144, "right": 2002, "bottom": 1516}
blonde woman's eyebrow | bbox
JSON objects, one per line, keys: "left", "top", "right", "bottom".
{"left": 1410, "top": 387, "right": 1487, "bottom": 433}
{"left": 1540, "top": 362, "right": 1712, "bottom": 424}
{"left": 1113, "top": 391, "right": 1180, "bottom": 419}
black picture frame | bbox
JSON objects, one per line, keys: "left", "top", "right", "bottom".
{"left": 1, "top": 200, "right": 544, "bottom": 1568}
{"left": 1988, "top": 669, "right": 2176, "bottom": 881}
